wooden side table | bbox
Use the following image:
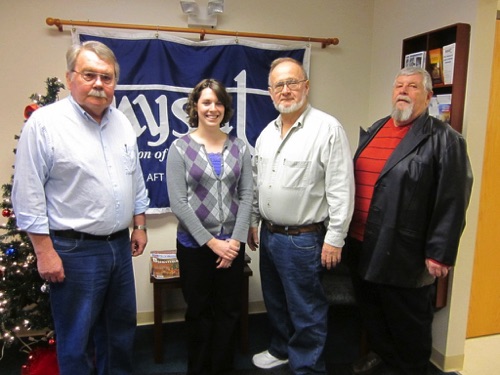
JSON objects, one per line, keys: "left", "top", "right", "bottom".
{"left": 150, "top": 253, "right": 253, "bottom": 363}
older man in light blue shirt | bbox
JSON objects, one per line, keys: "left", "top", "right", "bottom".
{"left": 14, "top": 96, "right": 148, "bottom": 235}
{"left": 12, "top": 41, "right": 149, "bottom": 375}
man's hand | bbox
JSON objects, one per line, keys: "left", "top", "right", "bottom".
{"left": 247, "top": 227, "right": 259, "bottom": 251}
{"left": 426, "top": 258, "right": 451, "bottom": 278}
{"left": 28, "top": 233, "right": 65, "bottom": 283}
{"left": 321, "top": 243, "right": 342, "bottom": 270}
{"left": 131, "top": 228, "right": 147, "bottom": 257}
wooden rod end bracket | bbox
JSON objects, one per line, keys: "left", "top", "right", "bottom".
{"left": 322, "top": 38, "right": 340, "bottom": 49}
{"left": 46, "top": 17, "right": 63, "bottom": 32}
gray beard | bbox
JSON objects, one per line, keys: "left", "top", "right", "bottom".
{"left": 274, "top": 96, "right": 307, "bottom": 114}
{"left": 391, "top": 103, "right": 414, "bottom": 123}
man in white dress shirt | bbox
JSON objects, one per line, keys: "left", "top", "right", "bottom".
{"left": 248, "top": 57, "right": 354, "bottom": 374}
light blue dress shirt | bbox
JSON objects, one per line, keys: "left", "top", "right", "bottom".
{"left": 12, "top": 96, "right": 149, "bottom": 235}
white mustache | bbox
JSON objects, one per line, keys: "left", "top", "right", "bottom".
{"left": 88, "top": 89, "right": 107, "bottom": 98}
{"left": 396, "top": 95, "right": 411, "bottom": 103}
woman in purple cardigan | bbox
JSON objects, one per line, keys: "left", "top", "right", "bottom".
{"left": 166, "top": 78, "right": 253, "bottom": 375}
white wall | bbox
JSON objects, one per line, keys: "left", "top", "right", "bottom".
{"left": 0, "top": 0, "right": 497, "bottom": 370}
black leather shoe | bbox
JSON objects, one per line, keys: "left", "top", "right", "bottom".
{"left": 351, "top": 352, "right": 384, "bottom": 375}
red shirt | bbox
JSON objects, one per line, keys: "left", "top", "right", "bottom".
{"left": 349, "top": 118, "right": 412, "bottom": 241}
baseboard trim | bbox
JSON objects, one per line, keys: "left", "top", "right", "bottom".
{"left": 137, "top": 300, "right": 267, "bottom": 326}
{"left": 430, "top": 347, "right": 464, "bottom": 372}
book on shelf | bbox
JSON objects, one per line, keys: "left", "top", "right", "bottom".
{"left": 442, "top": 43, "right": 456, "bottom": 85}
{"left": 428, "top": 48, "right": 444, "bottom": 85}
{"left": 150, "top": 250, "right": 180, "bottom": 279}
{"left": 405, "top": 51, "right": 427, "bottom": 68}
{"left": 429, "top": 94, "right": 452, "bottom": 124}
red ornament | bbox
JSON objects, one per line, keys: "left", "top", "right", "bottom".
{"left": 21, "top": 346, "right": 60, "bottom": 375}
{"left": 2, "top": 208, "right": 12, "bottom": 217}
{"left": 24, "top": 103, "right": 40, "bottom": 120}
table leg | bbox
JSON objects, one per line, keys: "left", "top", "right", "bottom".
{"left": 153, "top": 283, "right": 164, "bottom": 363}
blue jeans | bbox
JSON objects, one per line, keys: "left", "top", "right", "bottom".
{"left": 49, "top": 232, "right": 136, "bottom": 375}
{"left": 259, "top": 225, "right": 328, "bottom": 375}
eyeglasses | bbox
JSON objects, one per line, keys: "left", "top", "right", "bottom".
{"left": 72, "top": 70, "right": 115, "bottom": 85}
{"left": 270, "top": 79, "right": 307, "bottom": 93}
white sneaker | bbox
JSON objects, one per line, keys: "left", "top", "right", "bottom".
{"left": 252, "top": 350, "right": 289, "bottom": 369}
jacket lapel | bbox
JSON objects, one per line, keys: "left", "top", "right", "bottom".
{"left": 356, "top": 113, "right": 433, "bottom": 180}
{"left": 379, "top": 113, "right": 431, "bottom": 179}
{"left": 355, "top": 116, "right": 389, "bottom": 160}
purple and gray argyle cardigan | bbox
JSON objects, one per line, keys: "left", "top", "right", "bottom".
{"left": 166, "top": 134, "right": 253, "bottom": 247}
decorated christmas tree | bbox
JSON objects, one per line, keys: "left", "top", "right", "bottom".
{"left": 0, "top": 78, "right": 65, "bottom": 361}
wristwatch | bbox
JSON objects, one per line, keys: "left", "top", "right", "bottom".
{"left": 133, "top": 225, "right": 147, "bottom": 231}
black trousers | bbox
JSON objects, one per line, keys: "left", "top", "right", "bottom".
{"left": 176, "top": 240, "right": 245, "bottom": 375}
{"left": 348, "top": 240, "right": 434, "bottom": 375}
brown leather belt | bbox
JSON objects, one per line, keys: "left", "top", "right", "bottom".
{"left": 52, "top": 228, "right": 129, "bottom": 241}
{"left": 264, "top": 221, "right": 324, "bottom": 236}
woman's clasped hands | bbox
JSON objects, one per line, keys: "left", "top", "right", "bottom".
{"left": 207, "top": 238, "right": 240, "bottom": 269}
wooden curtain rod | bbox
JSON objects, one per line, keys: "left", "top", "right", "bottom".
{"left": 46, "top": 17, "right": 339, "bottom": 48}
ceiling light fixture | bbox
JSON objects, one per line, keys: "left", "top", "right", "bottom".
{"left": 207, "top": 0, "right": 224, "bottom": 15}
{"left": 180, "top": 0, "right": 199, "bottom": 14}
{"left": 180, "top": 0, "right": 224, "bottom": 28}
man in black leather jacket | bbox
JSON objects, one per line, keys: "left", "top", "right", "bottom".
{"left": 347, "top": 67, "right": 473, "bottom": 375}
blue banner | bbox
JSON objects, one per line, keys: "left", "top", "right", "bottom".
{"left": 73, "top": 28, "right": 310, "bottom": 212}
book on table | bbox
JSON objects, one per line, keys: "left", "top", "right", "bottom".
{"left": 150, "top": 250, "right": 180, "bottom": 279}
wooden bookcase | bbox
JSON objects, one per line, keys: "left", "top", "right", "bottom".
{"left": 401, "top": 23, "right": 471, "bottom": 309}
{"left": 401, "top": 23, "right": 471, "bottom": 133}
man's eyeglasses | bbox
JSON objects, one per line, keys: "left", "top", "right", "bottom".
{"left": 270, "top": 79, "right": 307, "bottom": 93}
{"left": 72, "top": 70, "right": 115, "bottom": 85}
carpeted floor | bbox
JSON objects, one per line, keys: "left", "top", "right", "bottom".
{"left": 1, "top": 309, "right": 457, "bottom": 375}
{"left": 131, "top": 308, "right": 456, "bottom": 375}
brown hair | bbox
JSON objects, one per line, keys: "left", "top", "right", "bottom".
{"left": 185, "top": 78, "right": 234, "bottom": 128}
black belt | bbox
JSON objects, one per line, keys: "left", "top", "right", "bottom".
{"left": 264, "top": 221, "right": 324, "bottom": 236}
{"left": 52, "top": 228, "right": 129, "bottom": 241}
